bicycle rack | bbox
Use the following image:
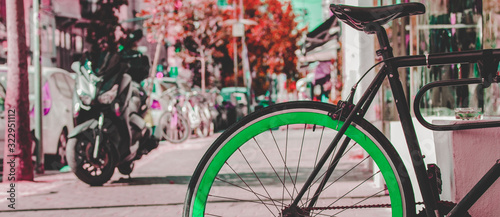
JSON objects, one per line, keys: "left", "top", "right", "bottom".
{"left": 413, "top": 77, "right": 500, "bottom": 131}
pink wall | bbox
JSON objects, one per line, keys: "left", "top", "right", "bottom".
{"left": 451, "top": 127, "right": 500, "bottom": 216}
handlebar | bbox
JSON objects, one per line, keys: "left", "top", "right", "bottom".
{"left": 391, "top": 49, "right": 500, "bottom": 88}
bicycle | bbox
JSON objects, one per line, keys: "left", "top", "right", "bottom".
{"left": 158, "top": 87, "right": 191, "bottom": 143}
{"left": 183, "top": 3, "right": 500, "bottom": 217}
{"left": 188, "top": 90, "right": 215, "bottom": 138}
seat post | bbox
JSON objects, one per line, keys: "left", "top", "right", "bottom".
{"left": 373, "top": 24, "right": 394, "bottom": 60}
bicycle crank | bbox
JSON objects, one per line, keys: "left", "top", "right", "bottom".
{"left": 416, "top": 201, "right": 471, "bottom": 217}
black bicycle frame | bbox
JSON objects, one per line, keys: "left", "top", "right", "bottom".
{"left": 293, "top": 23, "right": 500, "bottom": 217}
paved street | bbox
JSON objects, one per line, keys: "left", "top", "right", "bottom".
{"left": 0, "top": 134, "right": 220, "bottom": 217}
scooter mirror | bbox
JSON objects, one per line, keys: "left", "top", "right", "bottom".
{"left": 137, "top": 46, "right": 148, "bottom": 54}
{"left": 128, "top": 29, "right": 143, "bottom": 43}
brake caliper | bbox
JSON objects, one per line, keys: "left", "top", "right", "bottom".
{"left": 329, "top": 100, "right": 356, "bottom": 121}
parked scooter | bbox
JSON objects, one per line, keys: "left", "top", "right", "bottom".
{"left": 67, "top": 30, "right": 158, "bottom": 186}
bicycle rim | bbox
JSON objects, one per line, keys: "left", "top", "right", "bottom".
{"left": 185, "top": 102, "right": 414, "bottom": 217}
{"left": 160, "top": 112, "right": 190, "bottom": 143}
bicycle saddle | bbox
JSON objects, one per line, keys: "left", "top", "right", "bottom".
{"left": 330, "top": 3, "right": 425, "bottom": 33}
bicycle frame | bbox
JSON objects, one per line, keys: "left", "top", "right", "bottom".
{"left": 293, "top": 24, "right": 500, "bottom": 217}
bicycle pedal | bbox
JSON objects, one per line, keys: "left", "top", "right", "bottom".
{"left": 427, "top": 164, "right": 442, "bottom": 196}
{"left": 417, "top": 201, "right": 471, "bottom": 217}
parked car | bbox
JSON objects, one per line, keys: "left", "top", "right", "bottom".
{"left": 0, "top": 65, "right": 75, "bottom": 170}
{"left": 213, "top": 87, "right": 249, "bottom": 131}
{"left": 220, "top": 87, "right": 249, "bottom": 118}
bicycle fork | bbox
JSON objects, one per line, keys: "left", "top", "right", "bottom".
{"left": 93, "top": 112, "right": 105, "bottom": 159}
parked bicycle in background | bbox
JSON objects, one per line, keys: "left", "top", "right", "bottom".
{"left": 151, "top": 79, "right": 218, "bottom": 144}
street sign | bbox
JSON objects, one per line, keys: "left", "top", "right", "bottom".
{"left": 224, "top": 19, "right": 257, "bottom": 37}
{"left": 232, "top": 23, "right": 244, "bottom": 37}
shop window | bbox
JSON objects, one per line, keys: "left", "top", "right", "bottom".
{"left": 411, "top": 0, "right": 500, "bottom": 118}
{"left": 81, "top": 0, "right": 100, "bottom": 19}
{"left": 55, "top": 29, "right": 60, "bottom": 47}
{"left": 60, "top": 31, "right": 65, "bottom": 49}
{"left": 75, "top": 35, "right": 83, "bottom": 52}
{"left": 65, "top": 32, "right": 71, "bottom": 50}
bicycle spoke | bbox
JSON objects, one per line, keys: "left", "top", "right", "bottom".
{"left": 252, "top": 137, "right": 295, "bottom": 204}
{"left": 269, "top": 129, "right": 301, "bottom": 198}
{"left": 237, "top": 148, "right": 281, "bottom": 214}
{"left": 213, "top": 177, "right": 286, "bottom": 207}
{"left": 208, "top": 194, "right": 282, "bottom": 207}
{"left": 305, "top": 155, "right": 372, "bottom": 206}
{"left": 206, "top": 194, "right": 278, "bottom": 217}
{"left": 307, "top": 127, "right": 326, "bottom": 203}
{"left": 223, "top": 162, "right": 274, "bottom": 213}
{"left": 304, "top": 141, "right": 358, "bottom": 196}
{"left": 314, "top": 169, "right": 381, "bottom": 217}
{"left": 294, "top": 124, "right": 307, "bottom": 188}
{"left": 332, "top": 188, "right": 387, "bottom": 216}
{"left": 321, "top": 156, "right": 374, "bottom": 197}
{"left": 283, "top": 125, "right": 288, "bottom": 209}
{"left": 204, "top": 213, "right": 223, "bottom": 217}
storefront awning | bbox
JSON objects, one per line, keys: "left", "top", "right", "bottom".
{"left": 299, "top": 15, "right": 340, "bottom": 63}
{"left": 304, "top": 16, "right": 339, "bottom": 54}
{"left": 52, "top": 0, "right": 81, "bottom": 19}
{"left": 299, "top": 40, "right": 339, "bottom": 63}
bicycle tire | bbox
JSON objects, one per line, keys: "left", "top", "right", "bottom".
{"left": 184, "top": 101, "right": 415, "bottom": 217}
{"left": 159, "top": 111, "right": 191, "bottom": 144}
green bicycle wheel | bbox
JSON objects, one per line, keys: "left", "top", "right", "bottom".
{"left": 184, "top": 101, "right": 415, "bottom": 216}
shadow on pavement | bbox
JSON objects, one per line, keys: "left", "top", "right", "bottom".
{"left": 107, "top": 167, "right": 371, "bottom": 187}
{"left": 109, "top": 175, "right": 192, "bottom": 186}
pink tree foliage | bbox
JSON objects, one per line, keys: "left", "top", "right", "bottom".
{"left": 140, "top": 0, "right": 225, "bottom": 91}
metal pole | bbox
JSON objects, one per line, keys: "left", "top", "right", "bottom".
{"left": 146, "top": 35, "right": 164, "bottom": 107}
{"left": 239, "top": 0, "right": 251, "bottom": 112}
{"left": 233, "top": 0, "right": 238, "bottom": 87}
{"left": 239, "top": 0, "right": 246, "bottom": 87}
{"left": 33, "top": 0, "right": 44, "bottom": 174}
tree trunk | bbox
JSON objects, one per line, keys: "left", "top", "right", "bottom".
{"left": 146, "top": 36, "right": 164, "bottom": 107}
{"left": 2, "top": 0, "right": 34, "bottom": 182}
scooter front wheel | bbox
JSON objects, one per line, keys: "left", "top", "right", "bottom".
{"left": 67, "top": 135, "right": 117, "bottom": 186}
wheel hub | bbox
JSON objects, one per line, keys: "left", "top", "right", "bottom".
{"left": 84, "top": 143, "right": 108, "bottom": 168}
{"left": 281, "top": 205, "right": 310, "bottom": 217}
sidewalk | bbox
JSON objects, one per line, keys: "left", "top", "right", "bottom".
{"left": 0, "top": 134, "right": 219, "bottom": 217}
